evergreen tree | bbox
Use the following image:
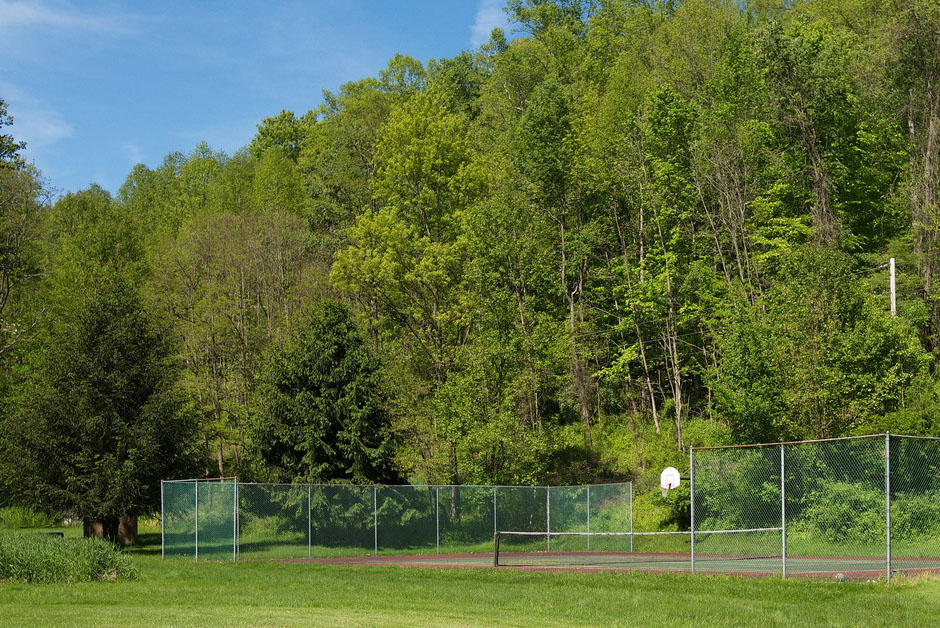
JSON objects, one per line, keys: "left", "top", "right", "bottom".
{"left": 2, "top": 272, "right": 199, "bottom": 541}
{"left": 249, "top": 301, "right": 398, "bottom": 484}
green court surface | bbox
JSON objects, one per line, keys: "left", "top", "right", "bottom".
{"left": 298, "top": 550, "right": 940, "bottom": 579}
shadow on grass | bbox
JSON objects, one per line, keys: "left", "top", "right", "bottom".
{"left": 127, "top": 532, "right": 163, "bottom": 556}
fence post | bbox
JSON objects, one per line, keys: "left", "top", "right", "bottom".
{"left": 886, "top": 432, "right": 891, "bottom": 582}
{"left": 373, "top": 486, "right": 378, "bottom": 556}
{"left": 194, "top": 481, "right": 199, "bottom": 562}
{"left": 307, "top": 484, "right": 311, "bottom": 559}
{"left": 780, "top": 445, "right": 786, "bottom": 578}
{"left": 586, "top": 486, "right": 591, "bottom": 552}
{"left": 493, "top": 488, "right": 497, "bottom": 537}
{"left": 160, "top": 481, "right": 165, "bottom": 560}
{"left": 690, "top": 447, "right": 695, "bottom": 573}
{"left": 435, "top": 486, "right": 440, "bottom": 555}
{"left": 629, "top": 481, "right": 634, "bottom": 553}
{"left": 236, "top": 480, "right": 240, "bottom": 560}
{"left": 546, "top": 486, "right": 551, "bottom": 551}
{"left": 233, "top": 478, "right": 238, "bottom": 562}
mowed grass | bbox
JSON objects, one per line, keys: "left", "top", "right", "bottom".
{"left": 3, "top": 551, "right": 940, "bottom": 627}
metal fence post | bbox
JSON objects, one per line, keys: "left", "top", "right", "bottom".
{"left": 690, "top": 447, "right": 695, "bottom": 573}
{"left": 493, "top": 488, "right": 497, "bottom": 537}
{"left": 546, "top": 486, "right": 551, "bottom": 551}
{"left": 373, "top": 486, "right": 378, "bottom": 556}
{"left": 233, "top": 478, "right": 238, "bottom": 562}
{"left": 629, "top": 481, "right": 634, "bottom": 553}
{"left": 160, "top": 481, "right": 165, "bottom": 560}
{"left": 194, "top": 481, "right": 199, "bottom": 562}
{"left": 307, "top": 484, "right": 312, "bottom": 559}
{"left": 586, "top": 486, "right": 591, "bottom": 552}
{"left": 435, "top": 486, "right": 440, "bottom": 554}
{"left": 780, "top": 445, "right": 786, "bottom": 578}
{"left": 236, "top": 480, "right": 240, "bottom": 560}
{"left": 886, "top": 432, "right": 891, "bottom": 582}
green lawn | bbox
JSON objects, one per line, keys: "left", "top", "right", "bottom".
{"left": 2, "top": 548, "right": 940, "bottom": 627}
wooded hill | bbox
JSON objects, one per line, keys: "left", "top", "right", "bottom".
{"left": 2, "top": 1, "right": 940, "bottom": 522}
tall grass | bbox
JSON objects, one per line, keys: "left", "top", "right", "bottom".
{"left": 0, "top": 506, "right": 58, "bottom": 529}
{"left": 0, "top": 533, "right": 138, "bottom": 583}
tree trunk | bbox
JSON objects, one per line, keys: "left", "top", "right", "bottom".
{"left": 83, "top": 515, "right": 138, "bottom": 546}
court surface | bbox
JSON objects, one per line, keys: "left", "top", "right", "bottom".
{"left": 290, "top": 551, "right": 940, "bottom": 579}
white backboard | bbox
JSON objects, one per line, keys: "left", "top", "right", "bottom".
{"left": 660, "top": 466, "right": 681, "bottom": 490}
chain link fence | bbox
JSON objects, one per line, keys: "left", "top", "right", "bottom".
{"left": 692, "top": 433, "right": 940, "bottom": 579}
{"left": 162, "top": 480, "right": 632, "bottom": 561}
{"left": 162, "top": 434, "right": 940, "bottom": 580}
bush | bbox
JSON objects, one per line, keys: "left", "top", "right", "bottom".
{"left": 891, "top": 491, "right": 940, "bottom": 541}
{"left": 798, "top": 482, "right": 884, "bottom": 543}
{"left": 0, "top": 533, "right": 138, "bottom": 583}
{"left": 0, "top": 506, "right": 57, "bottom": 529}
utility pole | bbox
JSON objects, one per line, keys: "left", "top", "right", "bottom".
{"left": 890, "top": 257, "right": 896, "bottom": 316}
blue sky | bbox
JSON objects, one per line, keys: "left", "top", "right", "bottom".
{"left": 0, "top": 0, "right": 510, "bottom": 195}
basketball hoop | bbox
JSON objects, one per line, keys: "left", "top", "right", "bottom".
{"left": 660, "top": 466, "right": 680, "bottom": 498}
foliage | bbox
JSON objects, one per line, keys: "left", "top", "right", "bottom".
{"left": 0, "top": 185, "right": 200, "bottom": 536}
{"left": 6, "top": 0, "right": 940, "bottom": 505}
{"left": 0, "top": 534, "right": 137, "bottom": 583}
{"left": 798, "top": 481, "right": 885, "bottom": 543}
{"left": 0, "top": 164, "right": 46, "bottom": 360}
{"left": 249, "top": 301, "right": 398, "bottom": 484}
{"left": 0, "top": 98, "right": 26, "bottom": 166}
{"left": 4, "top": 272, "right": 200, "bottom": 532}
{"left": 0, "top": 506, "right": 57, "bottom": 529}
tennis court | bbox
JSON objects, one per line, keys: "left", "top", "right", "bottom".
{"left": 164, "top": 433, "right": 940, "bottom": 582}
{"left": 297, "top": 550, "right": 940, "bottom": 580}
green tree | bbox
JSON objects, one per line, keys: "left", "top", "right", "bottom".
{"left": 3, "top": 270, "right": 198, "bottom": 542}
{"left": 249, "top": 110, "right": 311, "bottom": 162}
{"left": 1, "top": 184, "right": 199, "bottom": 540}
{"left": 331, "top": 89, "right": 484, "bottom": 482}
{"left": 0, "top": 98, "right": 25, "bottom": 166}
{"left": 0, "top": 165, "right": 46, "bottom": 358}
{"left": 249, "top": 301, "right": 398, "bottom": 483}
{"left": 712, "top": 247, "right": 932, "bottom": 442}
{"left": 890, "top": 0, "right": 940, "bottom": 352}
{"left": 251, "top": 146, "right": 305, "bottom": 214}
{"left": 150, "top": 210, "right": 314, "bottom": 476}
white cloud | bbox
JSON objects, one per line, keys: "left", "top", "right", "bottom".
{"left": 0, "top": 0, "right": 132, "bottom": 34}
{"left": 471, "top": 0, "right": 506, "bottom": 48}
{"left": 0, "top": 82, "right": 73, "bottom": 149}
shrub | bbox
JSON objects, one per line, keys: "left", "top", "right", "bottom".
{"left": 0, "top": 506, "right": 57, "bottom": 529}
{"left": 891, "top": 491, "right": 940, "bottom": 541}
{"left": 0, "top": 533, "right": 138, "bottom": 583}
{"left": 798, "top": 482, "right": 884, "bottom": 543}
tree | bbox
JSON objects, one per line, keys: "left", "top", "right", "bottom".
{"left": 249, "top": 301, "right": 398, "bottom": 484}
{"left": 150, "top": 210, "right": 314, "bottom": 477}
{"left": 331, "top": 88, "right": 484, "bottom": 482}
{"left": 249, "top": 110, "right": 311, "bottom": 162}
{"left": 251, "top": 146, "right": 305, "bottom": 214}
{"left": 0, "top": 98, "right": 26, "bottom": 166}
{"left": 2, "top": 272, "right": 199, "bottom": 542}
{"left": 712, "top": 246, "right": 933, "bottom": 442}
{"left": 0, "top": 102, "right": 43, "bottom": 359}
{"left": 0, "top": 165, "right": 45, "bottom": 358}
{"left": 890, "top": 0, "right": 940, "bottom": 352}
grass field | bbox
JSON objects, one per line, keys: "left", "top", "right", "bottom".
{"left": 1, "top": 527, "right": 940, "bottom": 627}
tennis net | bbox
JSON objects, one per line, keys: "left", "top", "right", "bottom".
{"left": 493, "top": 528, "right": 784, "bottom": 572}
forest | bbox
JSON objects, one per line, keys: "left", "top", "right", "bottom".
{"left": 1, "top": 0, "right": 939, "bottom": 526}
